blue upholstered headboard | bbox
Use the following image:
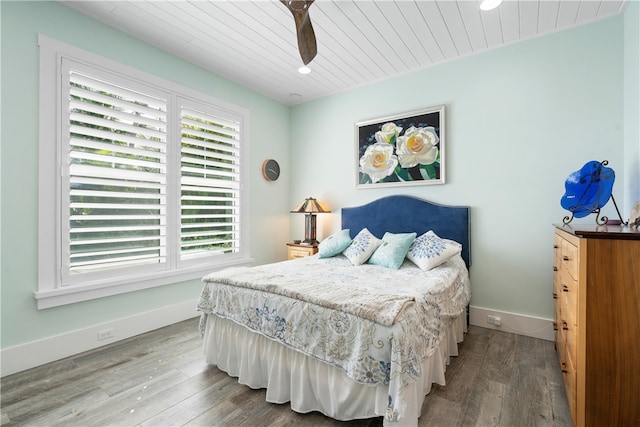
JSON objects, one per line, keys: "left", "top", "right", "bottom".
{"left": 341, "top": 195, "right": 471, "bottom": 268}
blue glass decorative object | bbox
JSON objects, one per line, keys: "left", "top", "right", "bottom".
{"left": 561, "top": 160, "right": 615, "bottom": 225}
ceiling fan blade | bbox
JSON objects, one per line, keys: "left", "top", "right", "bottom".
{"left": 281, "top": 0, "right": 318, "bottom": 65}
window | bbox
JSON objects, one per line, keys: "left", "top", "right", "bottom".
{"left": 37, "top": 35, "right": 250, "bottom": 309}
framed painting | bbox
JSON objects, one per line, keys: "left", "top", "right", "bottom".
{"left": 355, "top": 105, "right": 445, "bottom": 188}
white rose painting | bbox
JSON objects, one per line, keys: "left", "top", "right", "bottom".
{"left": 355, "top": 106, "right": 445, "bottom": 188}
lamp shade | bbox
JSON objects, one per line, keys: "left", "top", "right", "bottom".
{"left": 290, "top": 197, "right": 330, "bottom": 214}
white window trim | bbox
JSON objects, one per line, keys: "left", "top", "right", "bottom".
{"left": 36, "top": 34, "right": 252, "bottom": 309}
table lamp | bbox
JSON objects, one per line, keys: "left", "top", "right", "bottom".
{"left": 290, "top": 197, "right": 330, "bottom": 245}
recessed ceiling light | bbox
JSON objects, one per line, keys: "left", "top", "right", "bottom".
{"left": 289, "top": 93, "right": 302, "bottom": 100}
{"left": 479, "top": 0, "right": 502, "bottom": 11}
{"left": 298, "top": 66, "right": 311, "bottom": 74}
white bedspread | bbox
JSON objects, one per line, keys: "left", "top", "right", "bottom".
{"left": 196, "top": 254, "right": 470, "bottom": 422}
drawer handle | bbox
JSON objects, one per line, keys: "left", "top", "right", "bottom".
{"left": 562, "top": 285, "right": 569, "bottom": 292}
{"left": 553, "top": 245, "right": 559, "bottom": 249}
{"left": 553, "top": 321, "right": 558, "bottom": 331}
{"left": 552, "top": 292, "right": 557, "bottom": 299}
{"left": 561, "top": 362, "right": 568, "bottom": 373}
{"left": 563, "top": 256, "right": 569, "bottom": 261}
{"left": 553, "top": 266, "right": 558, "bottom": 272}
{"left": 562, "top": 321, "right": 568, "bottom": 331}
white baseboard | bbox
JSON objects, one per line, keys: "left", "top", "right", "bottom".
{"left": 1, "top": 302, "right": 553, "bottom": 377}
{"left": 469, "top": 305, "right": 555, "bottom": 341}
{"left": 1, "top": 299, "right": 200, "bottom": 377}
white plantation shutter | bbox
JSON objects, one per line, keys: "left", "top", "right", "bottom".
{"left": 38, "top": 36, "right": 249, "bottom": 307}
{"left": 180, "top": 103, "right": 241, "bottom": 260}
{"left": 63, "top": 64, "right": 169, "bottom": 282}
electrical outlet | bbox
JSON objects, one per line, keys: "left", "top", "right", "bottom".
{"left": 487, "top": 315, "right": 502, "bottom": 326}
{"left": 97, "top": 328, "right": 114, "bottom": 341}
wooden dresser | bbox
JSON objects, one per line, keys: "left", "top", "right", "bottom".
{"left": 553, "top": 224, "right": 640, "bottom": 427}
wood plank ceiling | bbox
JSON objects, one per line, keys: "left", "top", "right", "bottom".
{"left": 61, "top": 0, "right": 628, "bottom": 106}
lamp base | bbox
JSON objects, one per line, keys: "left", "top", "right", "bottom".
{"left": 304, "top": 213, "right": 317, "bottom": 245}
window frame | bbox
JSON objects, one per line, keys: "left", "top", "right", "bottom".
{"left": 36, "top": 35, "right": 252, "bottom": 309}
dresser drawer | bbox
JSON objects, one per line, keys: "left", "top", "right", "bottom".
{"left": 553, "top": 235, "right": 563, "bottom": 324}
{"left": 553, "top": 234, "right": 562, "bottom": 284}
{"left": 561, "top": 239, "right": 579, "bottom": 281}
{"left": 558, "top": 300, "right": 577, "bottom": 369}
{"left": 560, "top": 282, "right": 578, "bottom": 327}
{"left": 553, "top": 268, "right": 562, "bottom": 301}
{"left": 556, "top": 326, "right": 567, "bottom": 362}
{"left": 563, "top": 354, "right": 578, "bottom": 426}
{"left": 565, "top": 319, "right": 577, "bottom": 370}
{"left": 553, "top": 297, "right": 562, "bottom": 340}
{"left": 558, "top": 317, "right": 578, "bottom": 426}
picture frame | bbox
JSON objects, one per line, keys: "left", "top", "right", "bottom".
{"left": 355, "top": 105, "right": 445, "bottom": 188}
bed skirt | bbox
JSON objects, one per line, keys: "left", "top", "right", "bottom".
{"left": 202, "top": 314, "right": 466, "bottom": 427}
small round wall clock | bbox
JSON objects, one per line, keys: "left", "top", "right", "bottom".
{"left": 261, "top": 159, "right": 280, "bottom": 182}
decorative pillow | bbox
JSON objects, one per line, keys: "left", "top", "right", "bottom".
{"left": 318, "top": 229, "right": 352, "bottom": 258}
{"left": 368, "top": 232, "right": 417, "bottom": 270}
{"left": 343, "top": 228, "right": 382, "bottom": 266}
{"left": 407, "top": 230, "right": 462, "bottom": 270}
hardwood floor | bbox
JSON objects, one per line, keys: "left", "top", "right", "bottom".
{"left": 1, "top": 318, "right": 571, "bottom": 426}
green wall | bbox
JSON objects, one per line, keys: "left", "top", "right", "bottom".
{"left": 289, "top": 14, "right": 629, "bottom": 321}
{"left": 624, "top": 1, "right": 640, "bottom": 213}
{"left": 0, "top": 1, "right": 291, "bottom": 349}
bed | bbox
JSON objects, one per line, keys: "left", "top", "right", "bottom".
{"left": 196, "top": 195, "right": 471, "bottom": 426}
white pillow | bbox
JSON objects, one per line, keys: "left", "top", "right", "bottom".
{"left": 406, "top": 230, "right": 462, "bottom": 270}
{"left": 343, "top": 228, "right": 382, "bottom": 266}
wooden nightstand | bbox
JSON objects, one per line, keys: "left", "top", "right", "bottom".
{"left": 286, "top": 243, "right": 318, "bottom": 260}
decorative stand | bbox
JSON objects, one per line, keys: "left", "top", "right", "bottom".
{"left": 563, "top": 194, "right": 626, "bottom": 226}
